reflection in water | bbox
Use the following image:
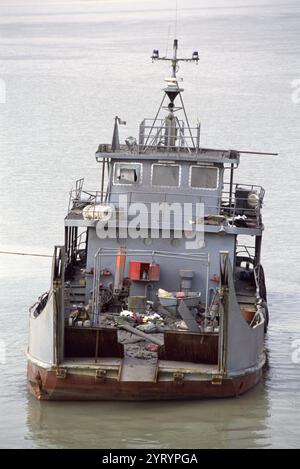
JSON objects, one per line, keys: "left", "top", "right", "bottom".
{"left": 26, "top": 381, "right": 270, "bottom": 449}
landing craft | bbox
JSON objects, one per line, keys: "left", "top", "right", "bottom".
{"left": 27, "top": 40, "right": 276, "bottom": 400}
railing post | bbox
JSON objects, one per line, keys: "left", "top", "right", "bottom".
{"left": 229, "top": 164, "right": 234, "bottom": 208}
{"left": 218, "top": 286, "right": 228, "bottom": 374}
{"left": 204, "top": 254, "right": 210, "bottom": 323}
{"left": 218, "top": 251, "right": 230, "bottom": 374}
{"left": 196, "top": 122, "right": 201, "bottom": 153}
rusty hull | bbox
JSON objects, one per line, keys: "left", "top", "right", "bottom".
{"left": 158, "top": 331, "right": 218, "bottom": 364}
{"left": 27, "top": 359, "right": 263, "bottom": 401}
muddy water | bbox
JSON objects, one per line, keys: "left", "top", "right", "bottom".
{"left": 0, "top": 0, "right": 300, "bottom": 448}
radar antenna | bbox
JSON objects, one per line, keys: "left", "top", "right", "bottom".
{"left": 142, "top": 39, "right": 200, "bottom": 152}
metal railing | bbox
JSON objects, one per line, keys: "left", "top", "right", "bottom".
{"left": 96, "top": 119, "right": 201, "bottom": 155}
{"left": 139, "top": 118, "right": 200, "bottom": 153}
{"left": 236, "top": 244, "right": 255, "bottom": 262}
{"left": 92, "top": 248, "right": 210, "bottom": 326}
{"left": 67, "top": 182, "right": 264, "bottom": 229}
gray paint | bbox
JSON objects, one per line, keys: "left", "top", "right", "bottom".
{"left": 29, "top": 291, "right": 55, "bottom": 365}
{"left": 85, "top": 227, "right": 235, "bottom": 303}
{"left": 96, "top": 148, "right": 240, "bottom": 165}
{"left": 109, "top": 160, "right": 224, "bottom": 216}
{"left": 225, "top": 258, "right": 265, "bottom": 372}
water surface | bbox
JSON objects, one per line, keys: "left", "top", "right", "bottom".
{"left": 0, "top": 0, "right": 300, "bottom": 449}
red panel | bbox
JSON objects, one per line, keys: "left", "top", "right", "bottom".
{"left": 128, "top": 261, "right": 142, "bottom": 280}
{"left": 128, "top": 261, "right": 160, "bottom": 281}
{"left": 149, "top": 264, "right": 160, "bottom": 281}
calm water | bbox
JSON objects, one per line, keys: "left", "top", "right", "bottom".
{"left": 0, "top": 0, "right": 300, "bottom": 449}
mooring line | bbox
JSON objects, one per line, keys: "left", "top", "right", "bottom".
{"left": 0, "top": 250, "right": 52, "bottom": 258}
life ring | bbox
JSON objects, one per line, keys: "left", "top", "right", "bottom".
{"left": 82, "top": 204, "right": 115, "bottom": 221}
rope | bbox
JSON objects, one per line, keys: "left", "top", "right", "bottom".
{"left": 0, "top": 250, "right": 52, "bottom": 258}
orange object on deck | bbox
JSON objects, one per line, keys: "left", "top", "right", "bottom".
{"left": 114, "top": 247, "right": 126, "bottom": 291}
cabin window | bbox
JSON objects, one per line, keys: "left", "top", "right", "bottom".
{"left": 151, "top": 164, "right": 180, "bottom": 187}
{"left": 113, "top": 163, "right": 142, "bottom": 185}
{"left": 189, "top": 166, "right": 219, "bottom": 189}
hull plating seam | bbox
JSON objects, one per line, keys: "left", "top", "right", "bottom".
{"left": 27, "top": 353, "right": 266, "bottom": 400}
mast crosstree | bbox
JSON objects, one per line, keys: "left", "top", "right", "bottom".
{"left": 142, "top": 39, "right": 200, "bottom": 152}
{"left": 151, "top": 38, "right": 199, "bottom": 78}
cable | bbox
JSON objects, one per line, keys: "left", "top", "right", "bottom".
{"left": 0, "top": 250, "right": 52, "bottom": 258}
{"left": 175, "top": 0, "right": 178, "bottom": 39}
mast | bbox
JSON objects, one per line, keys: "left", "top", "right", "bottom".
{"left": 151, "top": 38, "right": 199, "bottom": 76}
{"left": 142, "top": 39, "right": 199, "bottom": 152}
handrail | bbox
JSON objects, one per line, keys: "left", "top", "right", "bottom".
{"left": 68, "top": 182, "right": 265, "bottom": 201}
{"left": 236, "top": 244, "right": 255, "bottom": 261}
{"left": 67, "top": 184, "right": 264, "bottom": 228}
{"left": 139, "top": 118, "right": 199, "bottom": 153}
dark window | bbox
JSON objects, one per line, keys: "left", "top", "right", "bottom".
{"left": 152, "top": 164, "right": 180, "bottom": 187}
{"left": 114, "top": 163, "right": 142, "bottom": 185}
{"left": 190, "top": 166, "right": 218, "bottom": 189}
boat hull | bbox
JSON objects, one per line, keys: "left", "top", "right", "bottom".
{"left": 27, "top": 359, "right": 264, "bottom": 401}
